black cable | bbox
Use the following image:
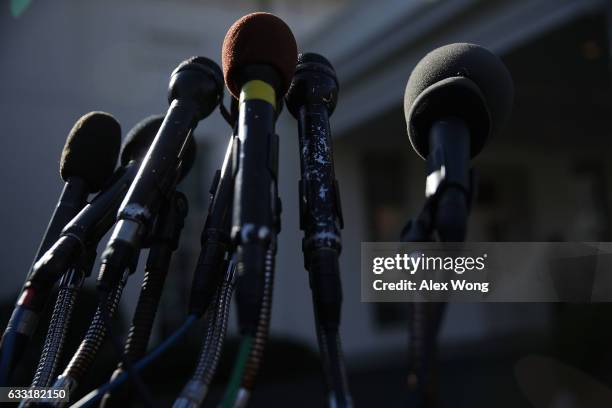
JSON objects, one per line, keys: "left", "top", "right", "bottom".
{"left": 219, "top": 103, "right": 234, "bottom": 128}
{"left": 317, "top": 326, "right": 351, "bottom": 407}
{"left": 307, "top": 249, "right": 351, "bottom": 407}
{"left": 97, "top": 288, "right": 156, "bottom": 408}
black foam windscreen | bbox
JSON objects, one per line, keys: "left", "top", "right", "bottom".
{"left": 404, "top": 43, "right": 514, "bottom": 159}
{"left": 60, "top": 111, "right": 121, "bottom": 192}
{"left": 121, "top": 115, "right": 196, "bottom": 182}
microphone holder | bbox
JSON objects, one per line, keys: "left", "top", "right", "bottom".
{"left": 401, "top": 172, "right": 475, "bottom": 242}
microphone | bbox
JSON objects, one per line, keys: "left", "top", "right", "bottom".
{"left": 32, "top": 112, "right": 121, "bottom": 268}
{"left": 99, "top": 115, "right": 192, "bottom": 408}
{"left": 401, "top": 43, "right": 513, "bottom": 407}
{"left": 403, "top": 42, "right": 513, "bottom": 241}
{"left": 97, "top": 56, "right": 223, "bottom": 293}
{"left": 0, "top": 112, "right": 120, "bottom": 385}
{"left": 285, "top": 53, "right": 352, "bottom": 407}
{"left": 218, "top": 13, "right": 296, "bottom": 406}
{"left": 223, "top": 11, "right": 296, "bottom": 334}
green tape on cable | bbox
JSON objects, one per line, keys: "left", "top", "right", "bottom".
{"left": 220, "top": 336, "right": 253, "bottom": 408}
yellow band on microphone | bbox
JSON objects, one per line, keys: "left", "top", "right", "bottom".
{"left": 239, "top": 80, "right": 276, "bottom": 109}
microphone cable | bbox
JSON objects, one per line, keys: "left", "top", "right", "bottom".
{"left": 31, "top": 273, "right": 81, "bottom": 387}
{"left": 173, "top": 260, "right": 237, "bottom": 407}
{"left": 96, "top": 286, "right": 156, "bottom": 408}
{"left": 30, "top": 269, "right": 84, "bottom": 389}
{"left": 70, "top": 314, "right": 198, "bottom": 408}
{"left": 220, "top": 240, "right": 276, "bottom": 408}
{"left": 314, "top": 306, "right": 351, "bottom": 407}
{"left": 46, "top": 272, "right": 129, "bottom": 407}
{"left": 26, "top": 249, "right": 96, "bottom": 390}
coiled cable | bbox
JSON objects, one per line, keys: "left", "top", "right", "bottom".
{"left": 220, "top": 242, "right": 275, "bottom": 407}
{"left": 99, "top": 247, "right": 173, "bottom": 407}
{"left": 31, "top": 269, "right": 83, "bottom": 388}
{"left": 47, "top": 273, "right": 127, "bottom": 407}
{"left": 173, "top": 261, "right": 237, "bottom": 408}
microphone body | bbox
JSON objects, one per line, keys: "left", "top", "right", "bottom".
{"left": 99, "top": 57, "right": 223, "bottom": 292}
{"left": 287, "top": 54, "right": 344, "bottom": 328}
{"left": 232, "top": 69, "right": 281, "bottom": 334}
{"left": 29, "top": 177, "right": 88, "bottom": 275}
{"left": 286, "top": 53, "right": 352, "bottom": 407}
{"left": 426, "top": 117, "right": 470, "bottom": 241}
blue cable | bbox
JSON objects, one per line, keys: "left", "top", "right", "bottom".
{"left": 70, "top": 315, "right": 197, "bottom": 408}
{"left": 0, "top": 330, "right": 15, "bottom": 386}
{"left": 0, "top": 305, "right": 25, "bottom": 386}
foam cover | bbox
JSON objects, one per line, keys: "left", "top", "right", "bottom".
{"left": 121, "top": 115, "right": 196, "bottom": 182}
{"left": 222, "top": 12, "right": 297, "bottom": 98}
{"left": 60, "top": 111, "right": 121, "bottom": 192}
{"left": 404, "top": 43, "right": 514, "bottom": 158}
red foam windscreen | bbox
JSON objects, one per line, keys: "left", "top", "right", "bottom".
{"left": 222, "top": 12, "right": 297, "bottom": 98}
